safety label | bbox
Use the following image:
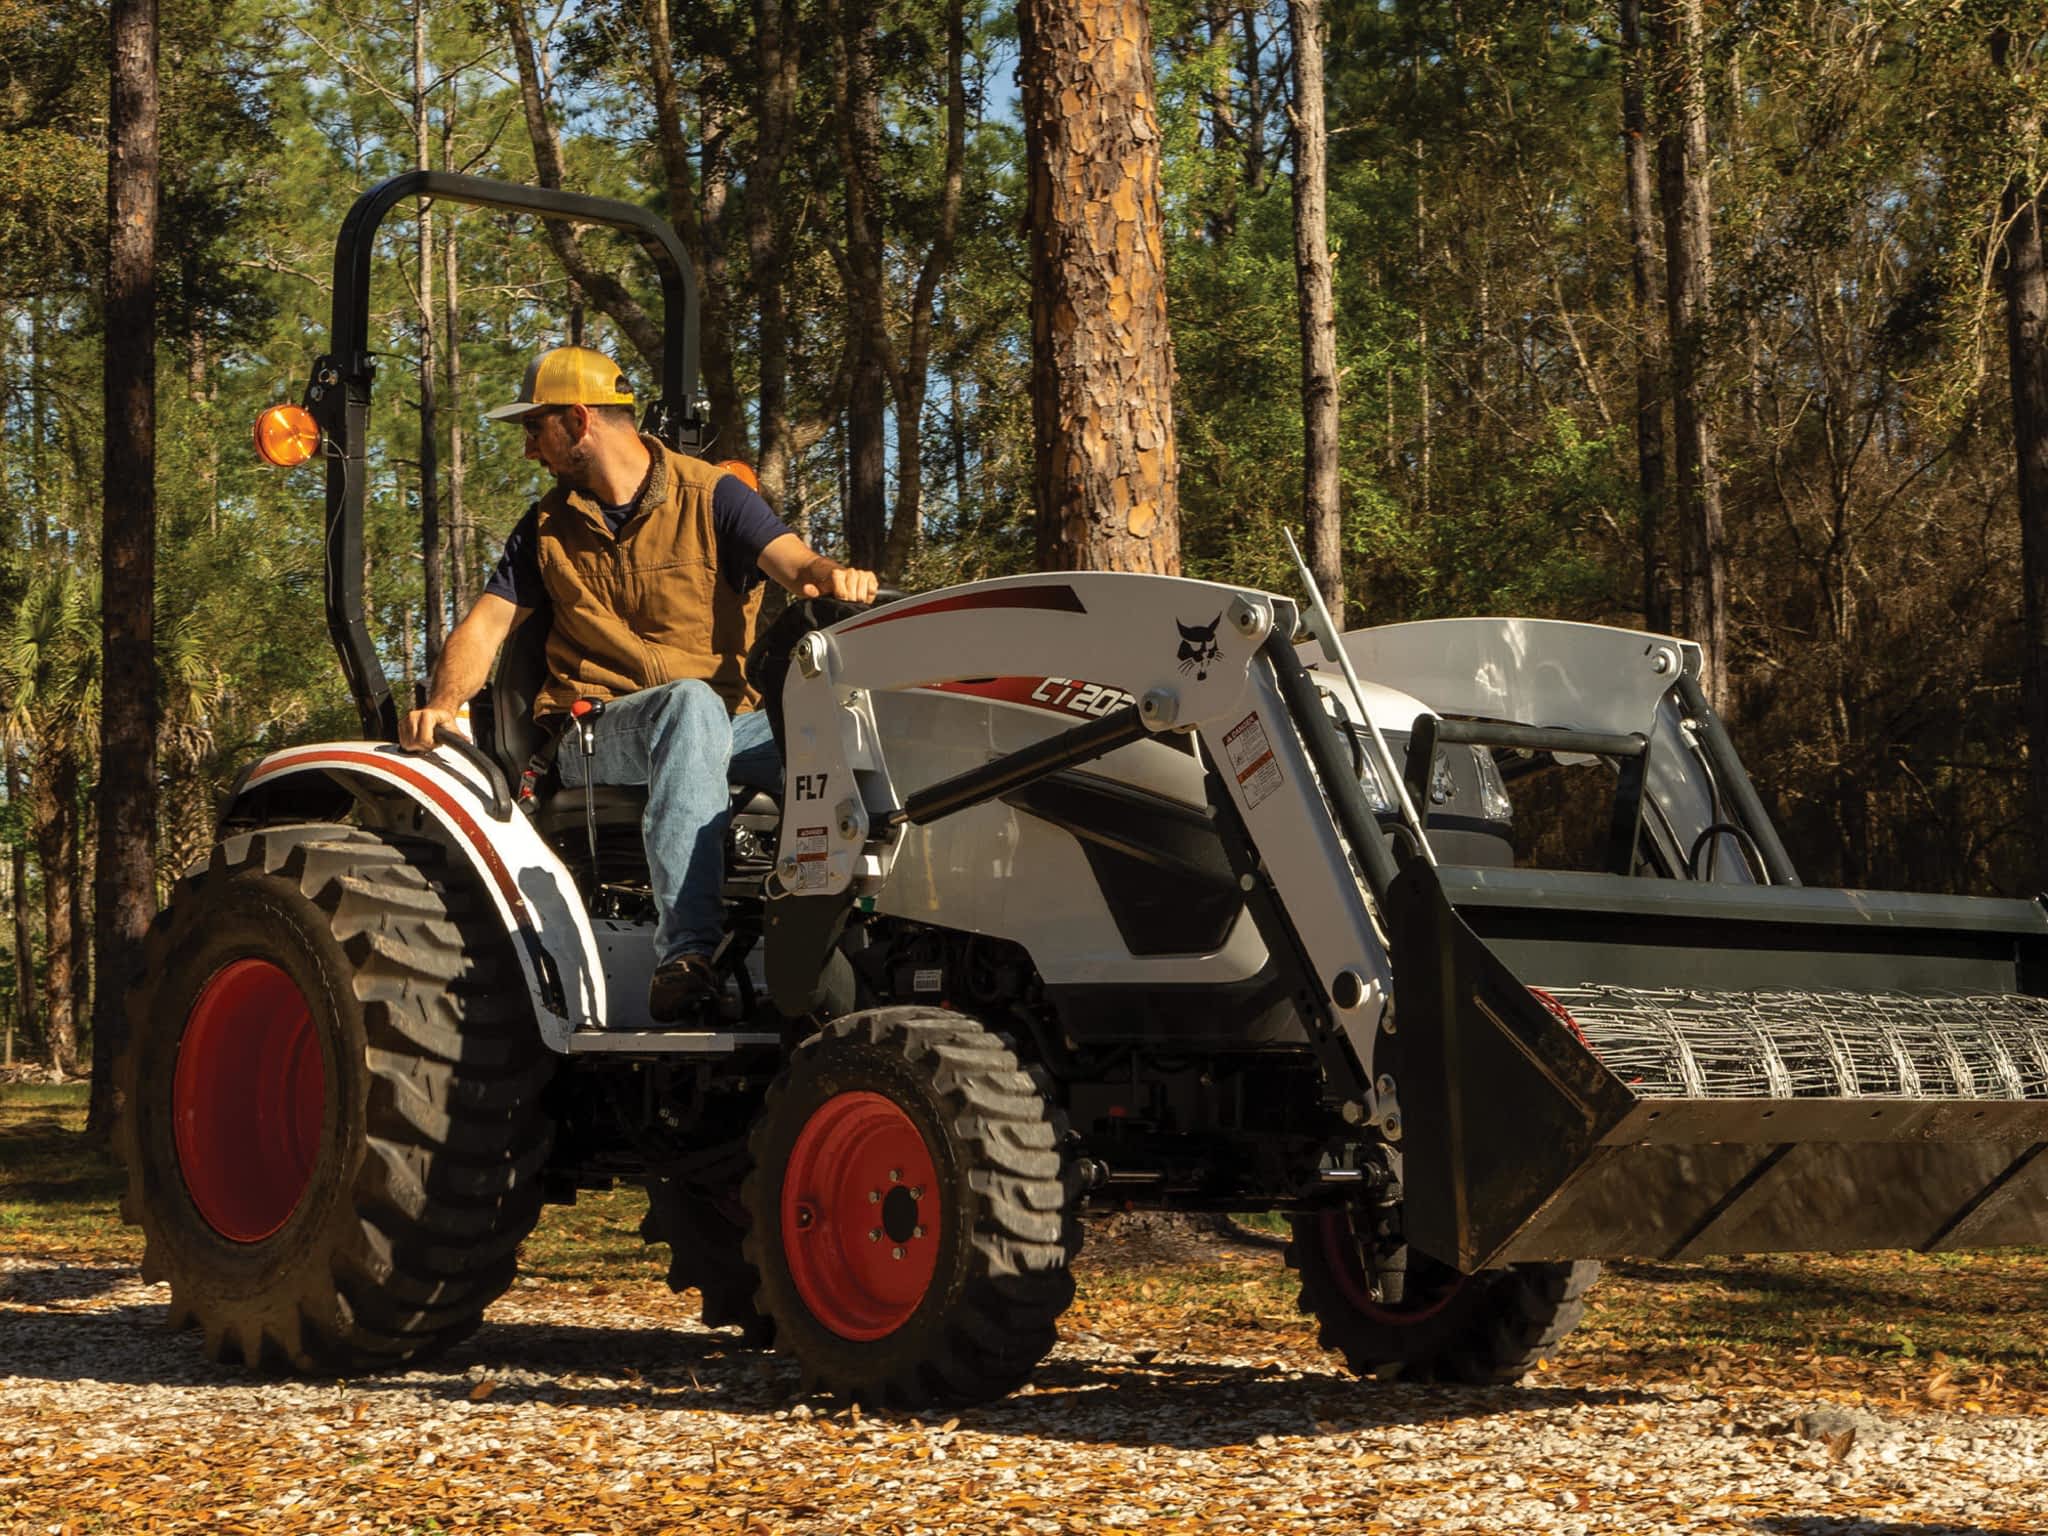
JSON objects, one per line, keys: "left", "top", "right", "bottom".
{"left": 1224, "top": 711, "right": 1282, "bottom": 809}
{"left": 795, "top": 826, "right": 830, "bottom": 889}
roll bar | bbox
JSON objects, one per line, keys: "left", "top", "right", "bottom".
{"left": 306, "top": 172, "right": 703, "bottom": 740}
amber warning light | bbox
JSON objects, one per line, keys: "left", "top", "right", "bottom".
{"left": 254, "top": 403, "right": 321, "bottom": 467}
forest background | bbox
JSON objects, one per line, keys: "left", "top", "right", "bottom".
{"left": 5, "top": 0, "right": 2048, "bottom": 1086}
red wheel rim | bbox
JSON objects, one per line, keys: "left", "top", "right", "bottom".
{"left": 1319, "top": 1209, "right": 1466, "bottom": 1324}
{"left": 781, "top": 1091, "right": 940, "bottom": 1340}
{"left": 173, "top": 958, "right": 325, "bottom": 1242}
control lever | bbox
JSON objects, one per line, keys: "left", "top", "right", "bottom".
{"left": 569, "top": 698, "right": 605, "bottom": 878}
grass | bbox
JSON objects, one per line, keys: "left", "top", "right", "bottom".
{"left": 0, "top": 1080, "right": 136, "bottom": 1261}
{"left": 9, "top": 1075, "right": 2047, "bottom": 1408}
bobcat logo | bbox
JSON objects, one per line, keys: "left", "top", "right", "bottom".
{"left": 1177, "top": 613, "right": 1223, "bottom": 681}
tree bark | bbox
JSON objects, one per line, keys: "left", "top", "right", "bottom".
{"left": 640, "top": 0, "right": 744, "bottom": 449}
{"left": 1653, "top": 0, "right": 1728, "bottom": 704}
{"left": 1621, "top": 0, "right": 1669, "bottom": 632}
{"left": 1019, "top": 0, "right": 1181, "bottom": 573}
{"left": 33, "top": 746, "right": 76, "bottom": 1078}
{"left": 1998, "top": 26, "right": 2048, "bottom": 892}
{"left": 442, "top": 182, "right": 469, "bottom": 611}
{"left": 7, "top": 753, "right": 33, "bottom": 1069}
{"left": 68, "top": 787, "right": 88, "bottom": 1037}
{"left": 880, "top": 0, "right": 968, "bottom": 578}
{"left": 414, "top": 0, "right": 443, "bottom": 666}
{"left": 833, "top": 0, "right": 890, "bottom": 569}
{"left": 498, "top": 0, "right": 664, "bottom": 373}
{"left": 92, "top": 0, "right": 159, "bottom": 1136}
{"left": 1414, "top": 138, "right": 1430, "bottom": 519}
{"left": 1287, "top": 0, "right": 1342, "bottom": 623}
{"left": 1200, "top": 0, "right": 1239, "bottom": 241}
{"left": 698, "top": 107, "right": 744, "bottom": 458}
{"left": 747, "top": 0, "right": 801, "bottom": 511}
{"left": 1240, "top": 4, "right": 1267, "bottom": 196}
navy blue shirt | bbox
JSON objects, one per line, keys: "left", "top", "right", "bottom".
{"left": 484, "top": 472, "right": 793, "bottom": 614}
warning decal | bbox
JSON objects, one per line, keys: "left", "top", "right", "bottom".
{"left": 795, "top": 825, "right": 830, "bottom": 889}
{"left": 1223, "top": 711, "right": 1283, "bottom": 809}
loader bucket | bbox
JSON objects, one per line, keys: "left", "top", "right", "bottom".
{"left": 1385, "top": 861, "right": 2048, "bottom": 1273}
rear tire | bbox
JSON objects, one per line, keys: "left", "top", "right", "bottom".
{"left": 1287, "top": 1205, "right": 1598, "bottom": 1384}
{"left": 114, "top": 824, "right": 555, "bottom": 1371}
{"left": 742, "top": 1006, "right": 1076, "bottom": 1407}
{"left": 641, "top": 1177, "right": 774, "bottom": 1345}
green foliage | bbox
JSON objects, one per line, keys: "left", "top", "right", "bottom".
{"left": 3, "top": 0, "right": 2046, "bottom": 936}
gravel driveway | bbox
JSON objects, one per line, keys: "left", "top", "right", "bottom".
{"left": 5, "top": 1236, "right": 2045, "bottom": 1536}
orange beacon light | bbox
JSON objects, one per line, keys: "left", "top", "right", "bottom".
{"left": 253, "top": 403, "right": 321, "bottom": 467}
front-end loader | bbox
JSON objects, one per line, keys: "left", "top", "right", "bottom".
{"left": 116, "top": 173, "right": 2048, "bottom": 1408}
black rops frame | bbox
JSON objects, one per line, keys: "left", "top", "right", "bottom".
{"left": 304, "top": 171, "right": 703, "bottom": 741}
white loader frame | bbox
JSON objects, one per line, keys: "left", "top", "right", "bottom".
{"left": 775, "top": 571, "right": 1402, "bottom": 1126}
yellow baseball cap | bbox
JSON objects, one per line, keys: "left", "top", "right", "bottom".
{"left": 485, "top": 345, "right": 635, "bottom": 421}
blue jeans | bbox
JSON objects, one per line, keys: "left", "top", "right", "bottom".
{"left": 557, "top": 681, "right": 782, "bottom": 963}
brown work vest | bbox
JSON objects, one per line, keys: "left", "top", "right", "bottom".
{"left": 532, "top": 438, "right": 764, "bottom": 719}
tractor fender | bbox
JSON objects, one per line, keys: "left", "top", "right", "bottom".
{"left": 220, "top": 740, "right": 603, "bottom": 1050}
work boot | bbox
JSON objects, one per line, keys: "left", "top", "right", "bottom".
{"left": 648, "top": 953, "right": 719, "bottom": 1025}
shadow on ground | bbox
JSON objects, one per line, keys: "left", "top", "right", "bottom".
{"left": 1, "top": 1261, "right": 1649, "bottom": 1448}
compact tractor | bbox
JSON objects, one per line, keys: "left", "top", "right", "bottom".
{"left": 117, "top": 174, "right": 2048, "bottom": 1407}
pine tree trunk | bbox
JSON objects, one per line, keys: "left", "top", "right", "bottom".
{"left": 834, "top": 0, "right": 889, "bottom": 569}
{"left": 7, "top": 754, "right": 32, "bottom": 1070}
{"left": 499, "top": 0, "right": 663, "bottom": 370}
{"left": 881, "top": 0, "right": 968, "bottom": 578}
{"left": 698, "top": 106, "right": 745, "bottom": 457}
{"left": 414, "top": 0, "right": 444, "bottom": 665}
{"left": 1654, "top": 0, "right": 1728, "bottom": 705}
{"left": 640, "top": 0, "right": 744, "bottom": 450}
{"left": 442, "top": 184, "right": 469, "bottom": 611}
{"left": 1239, "top": 4, "right": 1267, "bottom": 195}
{"left": 1201, "top": 0, "right": 1238, "bottom": 242}
{"left": 34, "top": 747, "right": 76, "bottom": 1078}
{"left": 69, "top": 790, "right": 89, "bottom": 1035}
{"left": 748, "top": 0, "right": 801, "bottom": 511}
{"left": 1414, "top": 135, "right": 1431, "bottom": 519}
{"left": 1998, "top": 27, "right": 2048, "bottom": 893}
{"left": 1287, "top": 0, "right": 1342, "bottom": 623}
{"left": 91, "top": 0, "right": 159, "bottom": 1135}
{"left": 1621, "top": 0, "right": 1669, "bottom": 632}
{"left": 1019, "top": 0, "right": 1181, "bottom": 573}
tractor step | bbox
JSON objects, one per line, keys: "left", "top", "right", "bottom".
{"left": 565, "top": 1029, "right": 780, "bottom": 1055}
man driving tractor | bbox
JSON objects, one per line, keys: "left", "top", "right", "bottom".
{"left": 400, "top": 345, "right": 879, "bottom": 1023}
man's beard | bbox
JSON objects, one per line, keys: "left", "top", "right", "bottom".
{"left": 551, "top": 443, "right": 599, "bottom": 490}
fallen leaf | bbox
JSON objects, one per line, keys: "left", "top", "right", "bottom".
{"left": 467, "top": 1380, "right": 499, "bottom": 1402}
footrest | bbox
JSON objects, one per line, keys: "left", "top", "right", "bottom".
{"left": 566, "top": 1029, "right": 780, "bottom": 1055}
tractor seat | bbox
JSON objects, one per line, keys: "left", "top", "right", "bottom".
{"left": 488, "top": 617, "right": 780, "bottom": 833}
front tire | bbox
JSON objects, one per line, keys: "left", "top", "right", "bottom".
{"left": 742, "top": 1007, "right": 1076, "bottom": 1407}
{"left": 1288, "top": 1205, "right": 1598, "bottom": 1384}
{"left": 114, "top": 824, "right": 555, "bottom": 1371}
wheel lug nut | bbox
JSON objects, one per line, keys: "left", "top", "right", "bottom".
{"left": 909, "top": 1186, "right": 923, "bottom": 1200}
{"left": 868, "top": 1228, "right": 881, "bottom": 1242}
{"left": 868, "top": 1190, "right": 880, "bottom": 1203}
{"left": 912, "top": 1225, "right": 925, "bottom": 1239}
{"left": 891, "top": 1246, "right": 905, "bottom": 1260}
{"left": 889, "top": 1169, "right": 901, "bottom": 1183}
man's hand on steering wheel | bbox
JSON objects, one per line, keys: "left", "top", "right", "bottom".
{"left": 801, "top": 561, "right": 880, "bottom": 604}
